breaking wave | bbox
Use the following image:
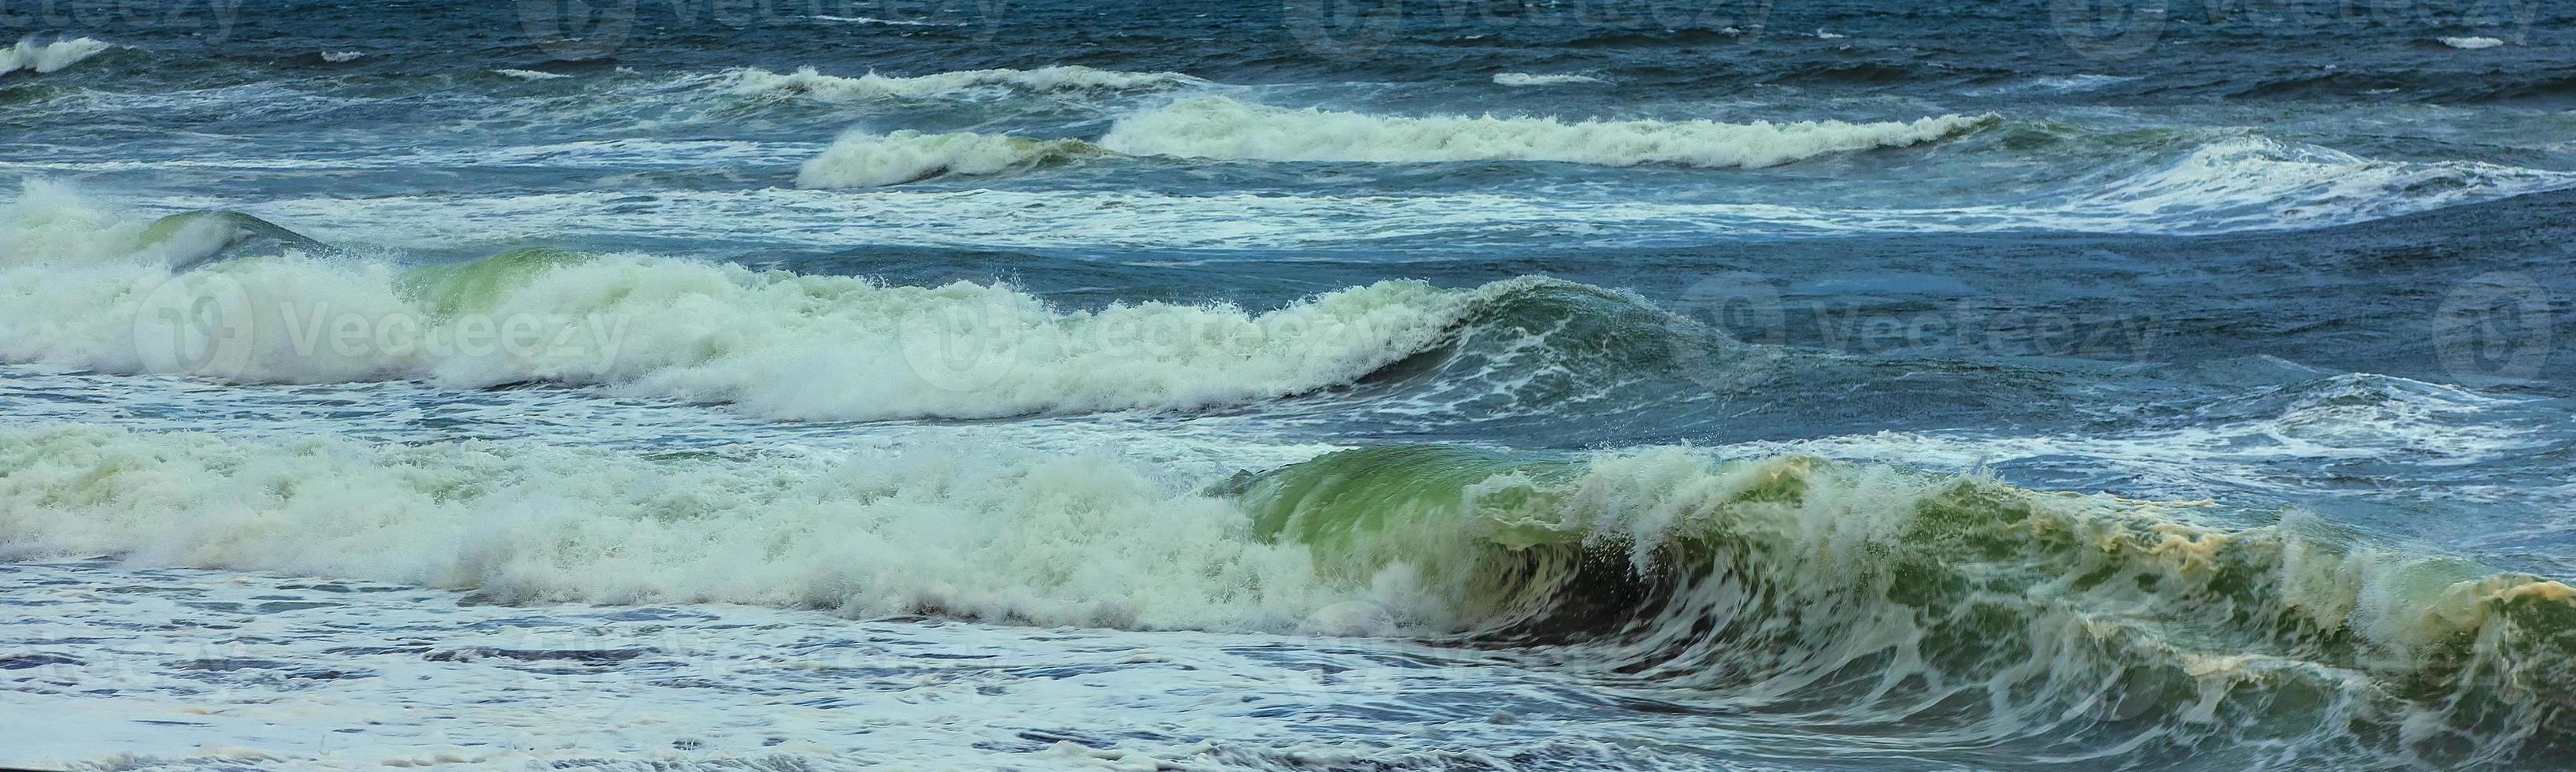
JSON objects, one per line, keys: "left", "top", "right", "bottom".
{"left": 3, "top": 425, "right": 2569, "bottom": 766}
{"left": 1240, "top": 445, "right": 2576, "bottom": 767}
{"left": 0, "top": 185, "right": 1506, "bottom": 421}
{"left": 1097, "top": 97, "right": 1995, "bottom": 169}
{"left": 0, "top": 425, "right": 1341, "bottom": 631}
{"left": 2048, "top": 134, "right": 2576, "bottom": 232}
{"left": 0, "top": 37, "right": 111, "bottom": 77}
{"left": 713, "top": 65, "right": 1208, "bottom": 101}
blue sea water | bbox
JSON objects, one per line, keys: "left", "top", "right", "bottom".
{"left": 2, "top": 0, "right": 2574, "bottom": 768}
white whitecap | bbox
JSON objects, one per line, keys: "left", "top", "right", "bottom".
{"left": 1097, "top": 96, "right": 1994, "bottom": 169}
{"left": 795, "top": 130, "right": 1096, "bottom": 188}
{"left": 1492, "top": 72, "right": 1606, "bottom": 87}
{"left": 0, "top": 37, "right": 112, "bottom": 76}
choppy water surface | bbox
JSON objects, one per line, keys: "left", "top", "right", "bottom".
{"left": 3, "top": 0, "right": 2574, "bottom": 768}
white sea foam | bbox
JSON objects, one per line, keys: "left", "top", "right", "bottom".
{"left": 87, "top": 127, "right": 2569, "bottom": 263}
{"left": 135, "top": 146, "right": 2572, "bottom": 259}
{"left": 795, "top": 130, "right": 1097, "bottom": 188}
{"left": 1097, "top": 97, "right": 1995, "bottom": 169}
{"left": 715, "top": 65, "right": 1208, "bottom": 101}
{"left": 0, "top": 425, "right": 1364, "bottom": 629}
{"left": 2055, "top": 135, "right": 2576, "bottom": 232}
{"left": 493, "top": 69, "right": 572, "bottom": 80}
{"left": 2441, "top": 35, "right": 2505, "bottom": 49}
{"left": 1492, "top": 72, "right": 1605, "bottom": 87}
{"left": 191, "top": 187, "right": 1675, "bottom": 251}
{"left": 0, "top": 186, "right": 1501, "bottom": 420}
{"left": 0, "top": 180, "right": 231, "bottom": 266}
{"left": 0, "top": 37, "right": 111, "bottom": 76}
{"left": 320, "top": 50, "right": 366, "bottom": 62}
{"left": 0, "top": 140, "right": 816, "bottom": 180}
{"left": 1749, "top": 391, "right": 2539, "bottom": 471}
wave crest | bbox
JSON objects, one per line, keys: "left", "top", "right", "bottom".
{"left": 715, "top": 65, "right": 1208, "bottom": 101}
{"left": 0, "top": 37, "right": 110, "bottom": 76}
{"left": 0, "top": 193, "right": 1517, "bottom": 420}
{"left": 1242, "top": 445, "right": 2576, "bottom": 766}
{"left": 1492, "top": 72, "right": 1607, "bottom": 87}
{"left": 8, "top": 421, "right": 2568, "bottom": 764}
{"left": 1098, "top": 97, "right": 1995, "bottom": 169}
{"left": 2059, "top": 135, "right": 2576, "bottom": 232}
{"left": 0, "top": 425, "right": 1340, "bottom": 631}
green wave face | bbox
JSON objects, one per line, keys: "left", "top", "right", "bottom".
{"left": 1237, "top": 446, "right": 2576, "bottom": 766}
{"left": 1235, "top": 445, "right": 1601, "bottom": 627}
{"left": 394, "top": 247, "right": 599, "bottom": 317}
{"left": 141, "top": 210, "right": 324, "bottom": 269}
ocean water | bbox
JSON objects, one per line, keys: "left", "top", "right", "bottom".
{"left": 3, "top": 0, "right": 2574, "bottom": 768}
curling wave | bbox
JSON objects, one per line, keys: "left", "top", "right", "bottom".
{"left": 1238, "top": 445, "right": 2576, "bottom": 768}
{"left": 1097, "top": 97, "right": 1996, "bottom": 169}
{"left": 4, "top": 425, "right": 2570, "bottom": 766}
